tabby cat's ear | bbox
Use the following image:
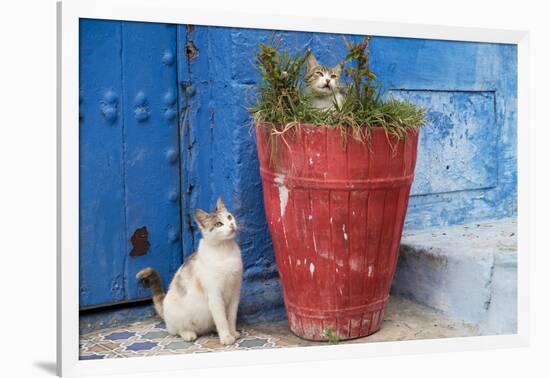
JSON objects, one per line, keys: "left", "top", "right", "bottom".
{"left": 306, "top": 52, "right": 319, "bottom": 73}
{"left": 194, "top": 209, "right": 209, "bottom": 229}
{"left": 215, "top": 196, "right": 226, "bottom": 212}
{"left": 333, "top": 62, "right": 343, "bottom": 75}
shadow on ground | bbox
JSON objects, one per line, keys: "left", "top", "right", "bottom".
{"left": 33, "top": 361, "right": 56, "bottom": 376}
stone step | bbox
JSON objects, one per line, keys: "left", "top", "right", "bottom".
{"left": 392, "top": 218, "right": 517, "bottom": 335}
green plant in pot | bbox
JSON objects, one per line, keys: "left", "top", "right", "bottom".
{"left": 251, "top": 36, "right": 425, "bottom": 341}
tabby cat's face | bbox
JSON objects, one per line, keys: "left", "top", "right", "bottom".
{"left": 305, "top": 52, "right": 343, "bottom": 95}
{"left": 194, "top": 197, "right": 238, "bottom": 242}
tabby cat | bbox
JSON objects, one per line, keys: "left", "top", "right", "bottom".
{"left": 304, "top": 51, "right": 344, "bottom": 110}
{"left": 137, "top": 197, "right": 243, "bottom": 345}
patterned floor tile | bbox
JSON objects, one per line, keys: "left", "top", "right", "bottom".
{"left": 163, "top": 339, "right": 195, "bottom": 351}
{"left": 80, "top": 354, "right": 105, "bottom": 360}
{"left": 79, "top": 297, "right": 478, "bottom": 360}
{"left": 238, "top": 338, "right": 270, "bottom": 348}
{"left": 79, "top": 318, "right": 291, "bottom": 359}
{"left": 104, "top": 331, "right": 134, "bottom": 340}
{"left": 142, "top": 330, "right": 170, "bottom": 340}
{"left": 125, "top": 341, "right": 158, "bottom": 352}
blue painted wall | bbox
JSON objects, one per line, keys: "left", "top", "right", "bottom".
{"left": 369, "top": 37, "right": 517, "bottom": 229}
{"left": 79, "top": 21, "right": 517, "bottom": 324}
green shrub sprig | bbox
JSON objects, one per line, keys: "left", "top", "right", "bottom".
{"left": 250, "top": 35, "right": 425, "bottom": 143}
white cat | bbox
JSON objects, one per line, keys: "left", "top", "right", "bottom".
{"left": 137, "top": 197, "right": 243, "bottom": 345}
{"left": 304, "top": 52, "right": 344, "bottom": 110}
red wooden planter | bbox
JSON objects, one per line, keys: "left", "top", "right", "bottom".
{"left": 256, "top": 123, "right": 419, "bottom": 341}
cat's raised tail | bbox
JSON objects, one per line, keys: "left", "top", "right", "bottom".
{"left": 136, "top": 268, "right": 165, "bottom": 319}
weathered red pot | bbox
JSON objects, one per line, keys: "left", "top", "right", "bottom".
{"left": 256, "top": 123, "right": 419, "bottom": 341}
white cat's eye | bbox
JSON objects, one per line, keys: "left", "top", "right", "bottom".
{"left": 316, "top": 71, "right": 324, "bottom": 76}
{"left": 227, "top": 215, "right": 232, "bottom": 220}
{"left": 330, "top": 74, "right": 337, "bottom": 78}
{"left": 214, "top": 222, "right": 223, "bottom": 227}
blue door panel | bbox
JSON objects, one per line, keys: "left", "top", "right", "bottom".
{"left": 79, "top": 20, "right": 182, "bottom": 308}
{"left": 390, "top": 90, "right": 498, "bottom": 196}
{"left": 120, "top": 22, "right": 182, "bottom": 300}
{"left": 79, "top": 19, "right": 127, "bottom": 307}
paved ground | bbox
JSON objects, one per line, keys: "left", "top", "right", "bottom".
{"left": 80, "top": 295, "right": 477, "bottom": 359}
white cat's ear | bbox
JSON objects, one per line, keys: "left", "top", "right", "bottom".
{"left": 333, "top": 62, "right": 343, "bottom": 75}
{"left": 215, "top": 196, "right": 226, "bottom": 212}
{"left": 306, "top": 51, "right": 319, "bottom": 72}
{"left": 194, "top": 209, "right": 209, "bottom": 229}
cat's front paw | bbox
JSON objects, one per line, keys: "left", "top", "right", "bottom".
{"left": 230, "top": 330, "right": 241, "bottom": 339}
{"left": 219, "top": 333, "right": 236, "bottom": 345}
{"left": 179, "top": 330, "right": 197, "bottom": 341}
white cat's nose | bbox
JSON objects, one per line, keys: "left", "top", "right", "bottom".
{"left": 325, "top": 79, "right": 330, "bottom": 84}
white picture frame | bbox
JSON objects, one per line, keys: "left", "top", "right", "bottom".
{"left": 57, "top": 0, "right": 529, "bottom": 376}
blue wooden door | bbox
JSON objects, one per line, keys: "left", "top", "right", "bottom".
{"left": 79, "top": 19, "right": 182, "bottom": 308}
